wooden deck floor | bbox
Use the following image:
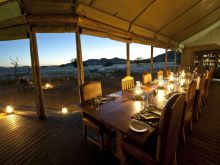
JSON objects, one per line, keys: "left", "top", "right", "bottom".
{"left": 0, "top": 82, "right": 220, "bottom": 165}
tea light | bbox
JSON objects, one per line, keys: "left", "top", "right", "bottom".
{"left": 62, "top": 107, "right": 68, "bottom": 114}
{"left": 43, "top": 83, "right": 53, "bottom": 89}
{"left": 6, "top": 105, "right": 14, "bottom": 114}
{"left": 134, "top": 81, "right": 144, "bottom": 99}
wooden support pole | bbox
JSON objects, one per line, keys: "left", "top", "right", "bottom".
{"left": 126, "top": 43, "right": 131, "bottom": 76}
{"left": 174, "top": 49, "right": 177, "bottom": 73}
{"left": 164, "top": 49, "right": 168, "bottom": 76}
{"left": 150, "top": 46, "right": 154, "bottom": 74}
{"left": 75, "top": 28, "right": 85, "bottom": 86}
{"left": 29, "top": 31, "right": 46, "bottom": 120}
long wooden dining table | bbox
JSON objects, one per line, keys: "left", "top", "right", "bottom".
{"left": 81, "top": 84, "right": 178, "bottom": 160}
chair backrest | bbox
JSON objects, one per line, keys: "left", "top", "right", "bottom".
{"left": 80, "top": 81, "right": 102, "bottom": 105}
{"left": 185, "top": 80, "right": 197, "bottom": 113}
{"left": 142, "top": 72, "right": 152, "bottom": 84}
{"left": 121, "top": 76, "right": 135, "bottom": 91}
{"left": 166, "top": 69, "right": 171, "bottom": 77}
{"left": 157, "top": 70, "right": 164, "bottom": 79}
{"left": 205, "top": 69, "right": 212, "bottom": 96}
{"left": 156, "top": 94, "right": 185, "bottom": 165}
{"left": 197, "top": 74, "right": 206, "bottom": 105}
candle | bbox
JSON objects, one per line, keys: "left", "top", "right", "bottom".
{"left": 62, "top": 107, "right": 68, "bottom": 114}
{"left": 6, "top": 105, "right": 14, "bottom": 114}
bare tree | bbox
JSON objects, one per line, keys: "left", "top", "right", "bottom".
{"left": 10, "top": 56, "right": 19, "bottom": 80}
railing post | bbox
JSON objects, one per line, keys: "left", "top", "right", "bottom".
{"left": 126, "top": 43, "right": 131, "bottom": 76}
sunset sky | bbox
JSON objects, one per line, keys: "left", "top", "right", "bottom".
{"left": 0, "top": 33, "right": 165, "bottom": 67}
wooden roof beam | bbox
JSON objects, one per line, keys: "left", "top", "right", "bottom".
{"left": 128, "top": 0, "right": 156, "bottom": 31}
{"left": 26, "top": 15, "right": 79, "bottom": 24}
{"left": 0, "top": 0, "right": 16, "bottom": 6}
{"left": 0, "top": 16, "right": 26, "bottom": 29}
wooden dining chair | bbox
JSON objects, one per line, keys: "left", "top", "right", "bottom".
{"left": 122, "top": 94, "right": 185, "bottom": 165}
{"left": 181, "top": 80, "right": 197, "bottom": 144}
{"left": 157, "top": 70, "right": 164, "bottom": 79}
{"left": 142, "top": 72, "right": 152, "bottom": 84}
{"left": 121, "top": 76, "right": 135, "bottom": 91}
{"left": 195, "top": 74, "right": 206, "bottom": 121}
{"left": 80, "top": 81, "right": 105, "bottom": 153}
{"left": 166, "top": 69, "right": 171, "bottom": 77}
{"left": 205, "top": 69, "right": 212, "bottom": 100}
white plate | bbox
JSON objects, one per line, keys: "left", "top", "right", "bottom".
{"left": 129, "top": 119, "right": 149, "bottom": 133}
{"left": 108, "top": 94, "right": 120, "bottom": 98}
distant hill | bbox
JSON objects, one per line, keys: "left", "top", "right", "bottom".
{"left": 85, "top": 57, "right": 126, "bottom": 65}
{"left": 60, "top": 51, "right": 181, "bottom": 67}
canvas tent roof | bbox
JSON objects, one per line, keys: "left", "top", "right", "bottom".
{"left": 180, "top": 20, "right": 220, "bottom": 48}
{"left": 0, "top": 0, "right": 220, "bottom": 49}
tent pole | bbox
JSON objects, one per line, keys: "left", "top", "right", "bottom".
{"left": 29, "top": 31, "right": 46, "bottom": 120}
{"left": 150, "top": 46, "right": 154, "bottom": 75}
{"left": 164, "top": 49, "right": 168, "bottom": 76}
{"left": 126, "top": 43, "right": 131, "bottom": 76}
{"left": 76, "top": 28, "right": 84, "bottom": 86}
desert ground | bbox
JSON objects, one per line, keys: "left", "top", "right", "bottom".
{"left": 0, "top": 76, "right": 128, "bottom": 112}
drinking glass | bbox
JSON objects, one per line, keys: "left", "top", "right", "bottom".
{"left": 148, "top": 93, "right": 153, "bottom": 106}
{"left": 141, "top": 92, "right": 146, "bottom": 110}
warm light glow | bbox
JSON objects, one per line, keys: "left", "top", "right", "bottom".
{"left": 181, "top": 70, "right": 186, "bottom": 78}
{"left": 168, "top": 83, "right": 174, "bottom": 92}
{"left": 45, "top": 83, "right": 50, "bottom": 88}
{"left": 169, "top": 73, "right": 174, "bottom": 82}
{"left": 6, "top": 105, "right": 14, "bottom": 114}
{"left": 180, "top": 78, "right": 186, "bottom": 86}
{"left": 62, "top": 107, "right": 68, "bottom": 114}
{"left": 157, "top": 90, "right": 165, "bottom": 99}
{"left": 133, "top": 101, "right": 142, "bottom": 113}
{"left": 135, "top": 89, "right": 142, "bottom": 95}
{"left": 134, "top": 81, "right": 143, "bottom": 98}
{"left": 158, "top": 80, "right": 164, "bottom": 87}
{"left": 43, "top": 83, "right": 53, "bottom": 89}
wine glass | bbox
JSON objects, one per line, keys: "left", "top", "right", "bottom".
{"left": 141, "top": 92, "right": 146, "bottom": 110}
{"left": 96, "top": 97, "right": 101, "bottom": 111}
{"left": 148, "top": 93, "right": 154, "bottom": 107}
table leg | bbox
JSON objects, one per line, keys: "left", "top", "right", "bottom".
{"left": 115, "top": 130, "right": 123, "bottom": 161}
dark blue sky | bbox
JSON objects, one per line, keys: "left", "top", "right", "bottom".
{"left": 0, "top": 33, "right": 165, "bottom": 67}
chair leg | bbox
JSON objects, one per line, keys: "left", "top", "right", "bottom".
{"left": 100, "top": 133, "right": 104, "bottom": 154}
{"left": 181, "top": 127, "right": 186, "bottom": 145}
{"left": 121, "top": 150, "right": 126, "bottom": 165}
{"left": 83, "top": 124, "right": 87, "bottom": 140}
{"left": 195, "top": 108, "right": 199, "bottom": 122}
{"left": 189, "top": 119, "right": 193, "bottom": 135}
{"left": 171, "top": 151, "right": 177, "bottom": 165}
